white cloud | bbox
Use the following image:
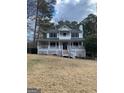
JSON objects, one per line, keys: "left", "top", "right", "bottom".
{"left": 89, "top": 0, "right": 97, "bottom": 4}
{"left": 75, "top": 0, "right": 80, "bottom": 3}
{"left": 53, "top": 0, "right": 97, "bottom": 22}
{"left": 63, "top": 0, "right": 70, "bottom": 4}
{"left": 56, "top": 0, "right": 61, "bottom": 4}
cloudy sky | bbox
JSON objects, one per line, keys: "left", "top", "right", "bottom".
{"left": 52, "top": 0, "right": 97, "bottom": 22}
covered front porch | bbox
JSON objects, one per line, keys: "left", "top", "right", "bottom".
{"left": 38, "top": 41, "right": 83, "bottom": 49}
{"left": 37, "top": 41, "right": 86, "bottom": 58}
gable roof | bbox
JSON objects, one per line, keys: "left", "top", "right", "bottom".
{"left": 44, "top": 25, "right": 82, "bottom": 33}
{"left": 58, "top": 25, "right": 72, "bottom": 31}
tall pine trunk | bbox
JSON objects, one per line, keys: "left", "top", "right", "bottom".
{"left": 33, "top": 0, "right": 38, "bottom": 48}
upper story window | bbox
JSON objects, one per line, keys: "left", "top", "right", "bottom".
{"left": 71, "top": 33, "right": 79, "bottom": 38}
{"left": 63, "top": 33, "right": 67, "bottom": 36}
{"left": 49, "top": 33, "right": 57, "bottom": 38}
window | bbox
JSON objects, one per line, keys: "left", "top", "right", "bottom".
{"left": 50, "top": 42, "right": 56, "bottom": 47}
{"left": 73, "top": 42, "right": 78, "bottom": 46}
{"left": 71, "top": 33, "right": 79, "bottom": 38}
{"left": 63, "top": 33, "right": 67, "bottom": 36}
{"left": 71, "top": 42, "right": 73, "bottom": 46}
{"left": 79, "top": 42, "right": 82, "bottom": 46}
{"left": 41, "top": 42, "right": 48, "bottom": 48}
{"left": 49, "top": 33, "right": 57, "bottom": 38}
{"left": 56, "top": 42, "right": 58, "bottom": 46}
{"left": 50, "top": 42, "right": 58, "bottom": 47}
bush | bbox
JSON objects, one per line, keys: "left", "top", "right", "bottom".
{"left": 27, "top": 48, "right": 37, "bottom": 54}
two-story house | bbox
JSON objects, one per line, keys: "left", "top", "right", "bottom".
{"left": 37, "top": 25, "right": 86, "bottom": 58}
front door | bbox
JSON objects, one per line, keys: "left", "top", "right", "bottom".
{"left": 63, "top": 42, "right": 68, "bottom": 50}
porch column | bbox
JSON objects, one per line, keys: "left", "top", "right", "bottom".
{"left": 56, "top": 42, "right": 57, "bottom": 48}
{"left": 72, "top": 42, "right": 74, "bottom": 48}
{"left": 47, "top": 41, "right": 50, "bottom": 54}
{"left": 48, "top": 41, "right": 50, "bottom": 49}
{"left": 59, "top": 42, "right": 61, "bottom": 49}
{"left": 69, "top": 42, "right": 71, "bottom": 49}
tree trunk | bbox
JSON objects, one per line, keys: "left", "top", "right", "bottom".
{"left": 33, "top": 0, "right": 38, "bottom": 48}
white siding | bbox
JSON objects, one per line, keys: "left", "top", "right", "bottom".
{"left": 57, "top": 33, "right": 59, "bottom": 38}
{"left": 59, "top": 32, "right": 71, "bottom": 40}
{"left": 47, "top": 33, "right": 49, "bottom": 38}
{"left": 79, "top": 32, "right": 83, "bottom": 38}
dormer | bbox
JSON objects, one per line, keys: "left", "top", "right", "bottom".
{"left": 58, "top": 25, "right": 71, "bottom": 31}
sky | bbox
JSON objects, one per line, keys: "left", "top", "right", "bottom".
{"left": 52, "top": 0, "right": 97, "bottom": 22}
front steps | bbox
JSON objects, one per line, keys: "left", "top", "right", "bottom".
{"left": 62, "top": 50, "right": 69, "bottom": 57}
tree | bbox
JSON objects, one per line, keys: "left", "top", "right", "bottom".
{"left": 27, "top": 0, "right": 56, "bottom": 53}
{"left": 70, "top": 21, "right": 78, "bottom": 29}
{"left": 80, "top": 14, "right": 97, "bottom": 58}
{"left": 27, "top": 0, "right": 36, "bottom": 19}
{"left": 33, "top": 0, "right": 56, "bottom": 46}
{"left": 57, "top": 20, "right": 69, "bottom": 28}
{"left": 57, "top": 20, "right": 78, "bottom": 29}
{"left": 83, "top": 34, "right": 97, "bottom": 58}
{"left": 27, "top": 0, "right": 37, "bottom": 46}
{"left": 82, "top": 14, "right": 97, "bottom": 38}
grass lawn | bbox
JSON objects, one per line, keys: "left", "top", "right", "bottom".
{"left": 27, "top": 54, "right": 97, "bottom": 93}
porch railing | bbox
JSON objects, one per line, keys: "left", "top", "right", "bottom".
{"left": 38, "top": 48, "right": 86, "bottom": 58}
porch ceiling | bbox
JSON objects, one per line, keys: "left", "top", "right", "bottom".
{"left": 45, "top": 29, "right": 82, "bottom": 33}
{"left": 37, "top": 38, "right": 83, "bottom": 42}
